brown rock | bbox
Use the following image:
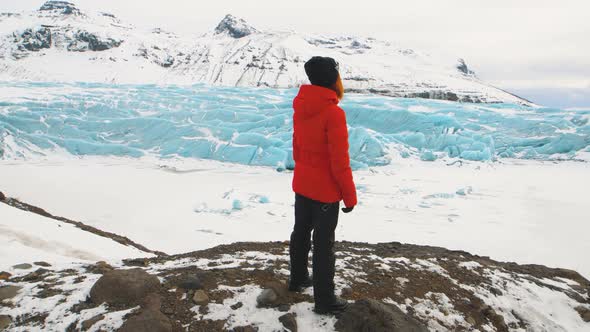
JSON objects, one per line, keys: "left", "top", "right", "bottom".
{"left": 335, "top": 299, "right": 428, "bottom": 332}
{"left": 0, "top": 285, "right": 22, "bottom": 302}
{"left": 118, "top": 309, "right": 172, "bottom": 332}
{"left": 256, "top": 280, "right": 288, "bottom": 308}
{"left": 0, "top": 272, "right": 11, "bottom": 281}
{"left": 12, "top": 263, "right": 33, "bottom": 270}
{"left": 88, "top": 261, "right": 115, "bottom": 274}
{"left": 263, "top": 280, "right": 288, "bottom": 299}
{"left": 0, "top": 191, "right": 5, "bottom": 201}
{"left": 230, "top": 302, "right": 243, "bottom": 310}
{"left": 81, "top": 314, "right": 104, "bottom": 331}
{"left": 23, "top": 268, "right": 50, "bottom": 282}
{"left": 142, "top": 293, "right": 162, "bottom": 311}
{"left": 279, "top": 313, "right": 297, "bottom": 332}
{"left": 34, "top": 261, "right": 52, "bottom": 267}
{"left": 89, "top": 268, "right": 160, "bottom": 307}
{"left": 0, "top": 315, "right": 12, "bottom": 330}
{"left": 256, "top": 289, "right": 277, "bottom": 307}
{"left": 123, "top": 258, "right": 150, "bottom": 267}
{"left": 576, "top": 306, "right": 590, "bottom": 322}
{"left": 192, "top": 290, "right": 209, "bottom": 305}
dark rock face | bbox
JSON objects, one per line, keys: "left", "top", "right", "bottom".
{"left": 39, "top": 1, "right": 80, "bottom": 15}
{"left": 22, "top": 268, "right": 51, "bottom": 282}
{"left": 1, "top": 13, "right": 21, "bottom": 18}
{"left": 89, "top": 268, "right": 160, "bottom": 307}
{"left": 34, "top": 261, "right": 52, "bottom": 267}
{"left": 15, "top": 28, "right": 52, "bottom": 52}
{"left": 177, "top": 275, "right": 202, "bottom": 290}
{"left": 156, "top": 55, "right": 174, "bottom": 68}
{"left": 67, "top": 31, "right": 122, "bottom": 52}
{"left": 118, "top": 309, "right": 172, "bottom": 332}
{"left": 457, "top": 58, "right": 475, "bottom": 76}
{"left": 335, "top": 299, "right": 428, "bottom": 332}
{"left": 215, "top": 14, "right": 257, "bottom": 38}
{"left": 351, "top": 40, "right": 371, "bottom": 49}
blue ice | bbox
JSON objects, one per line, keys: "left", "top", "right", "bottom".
{"left": 0, "top": 82, "right": 589, "bottom": 169}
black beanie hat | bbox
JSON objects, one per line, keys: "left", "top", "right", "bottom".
{"left": 304, "top": 56, "right": 339, "bottom": 88}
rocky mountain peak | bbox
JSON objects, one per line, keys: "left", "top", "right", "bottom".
{"left": 214, "top": 14, "right": 257, "bottom": 38}
{"left": 39, "top": 1, "right": 80, "bottom": 15}
{"left": 457, "top": 58, "right": 475, "bottom": 76}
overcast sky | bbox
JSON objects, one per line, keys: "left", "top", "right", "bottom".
{"left": 2, "top": 0, "right": 589, "bottom": 108}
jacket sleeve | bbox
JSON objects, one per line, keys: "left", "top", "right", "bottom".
{"left": 326, "top": 106, "right": 357, "bottom": 208}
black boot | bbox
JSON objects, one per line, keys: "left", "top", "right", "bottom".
{"left": 288, "top": 276, "right": 313, "bottom": 292}
{"left": 314, "top": 296, "right": 349, "bottom": 315}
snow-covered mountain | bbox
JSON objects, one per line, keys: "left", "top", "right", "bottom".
{"left": 0, "top": 1, "right": 531, "bottom": 104}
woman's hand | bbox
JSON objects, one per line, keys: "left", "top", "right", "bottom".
{"left": 341, "top": 206, "right": 354, "bottom": 213}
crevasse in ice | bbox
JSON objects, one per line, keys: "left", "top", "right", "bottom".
{"left": 0, "top": 82, "right": 588, "bottom": 169}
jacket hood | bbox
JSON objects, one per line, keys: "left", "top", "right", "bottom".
{"left": 293, "top": 85, "right": 339, "bottom": 119}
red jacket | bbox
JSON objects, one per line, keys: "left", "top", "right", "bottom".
{"left": 292, "top": 85, "right": 357, "bottom": 208}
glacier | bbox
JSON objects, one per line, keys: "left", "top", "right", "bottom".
{"left": 0, "top": 82, "right": 588, "bottom": 169}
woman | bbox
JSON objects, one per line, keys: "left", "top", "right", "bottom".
{"left": 289, "top": 56, "right": 357, "bottom": 315}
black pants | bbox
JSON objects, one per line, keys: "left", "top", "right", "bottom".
{"left": 290, "top": 194, "right": 339, "bottom": 305}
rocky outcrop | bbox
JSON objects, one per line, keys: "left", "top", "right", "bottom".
{"left": 335, "top": 299, "right": 428, "bottom": 332}
{"left": 14, "top": 27, "right": 52, "bottom": 52}
{"left": 67, "top": 31, "right": 122, "bottom": 52}
{"left": 135, "top": 47, "right": 175, "bottom": 68}
{"left": 3, "top": 241, "right": 590, "bottom": 331}
{"left": 0, "top": 13, "right": 21, "bottom": 18}
{"left": 457, "top": 58, "right": 475, "bottom": 76}
{"left": 39, "top": 1, "right": 80, "bottom": 15}
{"left": 214, "top": 14, "right": 258, "bottom": 38}
{"left": 10, "top": 27, "right": 122, "bottom": 58}
{"left": 89, "top": 268, "right": 160, "bottom": 307}
{"left": 118, "top": 309, "right": 172, "bottom": 332}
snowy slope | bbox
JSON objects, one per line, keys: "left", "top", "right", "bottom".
{"left": 0, "top": 203, "right": 152, "bottom": 268}
{"left": 0, "top": 1, "right": 530, "bottom": 104}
